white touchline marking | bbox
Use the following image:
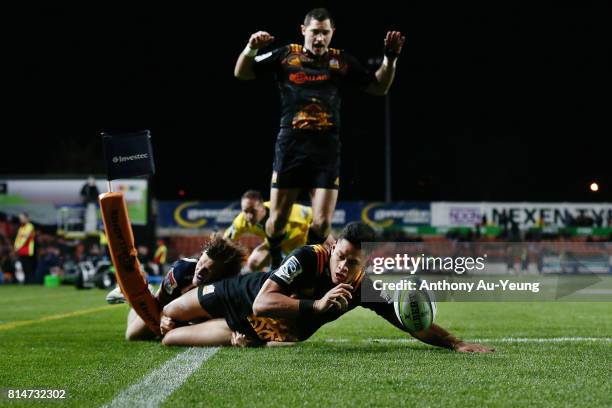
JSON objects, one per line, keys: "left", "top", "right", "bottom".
{"left": 322, "top": 337, "right": 612, "bottom": 344}
{"left": 102, "top": 347, "right": 219, "bottom": 408}
{"left": 472, "top": 337, "right": 612, "bottom": 343}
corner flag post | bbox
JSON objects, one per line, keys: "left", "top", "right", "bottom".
{"left": 99, "top": 131, "right": 161, "bottom": 335}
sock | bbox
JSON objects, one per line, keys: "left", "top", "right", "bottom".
{"left": 266, "top": 234, "right": 284, "bottom": 270}
{"left": 307, "top": 228, "right": 326, "bottom": 245}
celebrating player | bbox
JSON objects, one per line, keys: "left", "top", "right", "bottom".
{"left": 234, "top": 8, "right": 405, "bottom": 268}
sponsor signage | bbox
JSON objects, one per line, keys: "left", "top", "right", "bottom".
{"left": 432, "top": 202, "right": 612, "bottom": 228}
{"left": 158, "top": 201, "right": 432, "bottom": 230}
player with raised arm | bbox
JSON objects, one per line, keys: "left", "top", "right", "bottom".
{"left": 234, "top": 8, "right": 405, "bottom": 269}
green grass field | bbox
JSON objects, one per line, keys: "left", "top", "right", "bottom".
{"left": 1, "top": 285, "right": 611, "bottom": 407}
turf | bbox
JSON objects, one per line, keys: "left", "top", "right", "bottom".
{"left": 1, "top": 285, "right": 610, "bottom": 407}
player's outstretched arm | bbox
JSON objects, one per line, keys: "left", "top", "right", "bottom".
{"left": 160, "top": 287, "right": 211, "bottom": 335}
{"left": 252, "top": 279, "right": 302, "bottom": 318}
{"left": 234, "top": 31, "right": 275, "bottom": 80}
{"left": 362, "top": 292, "right": 494, "bottom": 353}
{"left": 252, "top": 279, "right": 352, "bottom": 318}
{"left": 366, "top": 30, "right": 405, "bottom": 96}
{"left": 411, "top": 323, "right": 495, "bottom": 353}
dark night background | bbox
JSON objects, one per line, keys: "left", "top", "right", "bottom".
{"left": 3, "top": 2, "right": 610, "bottom": 202}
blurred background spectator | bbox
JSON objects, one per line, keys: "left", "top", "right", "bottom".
{"left": 14, "top": 213, "right": 36, "bottom": 284}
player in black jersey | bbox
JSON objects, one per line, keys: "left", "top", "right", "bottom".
{"left": 161, "top": 223, "right": 494, "bottom": 353}
{"left": 124, "top": 234, "right": 245, "bottom": 341}
{"left": 234, "top": 8, "right": 405, "bottom": 269}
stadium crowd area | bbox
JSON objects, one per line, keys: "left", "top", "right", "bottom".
{"left": 1, "top": 211, "right": 610, "bottom": 285}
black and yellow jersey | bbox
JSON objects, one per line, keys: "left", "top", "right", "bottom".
{"left": 224, "top": 201, "right": 312, "bottom": 254}
{"left": 249, "top": 245, "right": 403, "bottom": 342}
{"left": 205, "top": 245, "right": 404, "bottom": 344}
{"left": 253, "top": 44, "right": 374, "bottom": 132}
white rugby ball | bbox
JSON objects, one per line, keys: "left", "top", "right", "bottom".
{"left": 393, "top": 286, "right": 437, "bottom": 332}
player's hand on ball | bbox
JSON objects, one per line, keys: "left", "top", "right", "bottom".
{"left": 384, "top": 31, "right": 405, "bottom": 59}
{"left": 453, "top": 342, "right": 495, "bottom": 353}
{"left": 314, "top": 283, "right": 353, "bottom": 313}
{"left": 160, "top": 315, "right": 176, "bottom": 335}
{"left": 248, "top": 31, "right": 275, "bottom": 49}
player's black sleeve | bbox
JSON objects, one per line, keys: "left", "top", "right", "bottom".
{"left": 253, "top": 45, "right": 289, "bottom": 78}
{"left": 268, "top": 246, "right": 317, "bottom": 294}
{"left": 343, "top": 52, "right": 376, "bottom": 90}
{"left": 359, "top": 276, "right": 407, "bottom": 332}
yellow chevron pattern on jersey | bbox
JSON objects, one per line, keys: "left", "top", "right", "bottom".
{"left": 247, "top": 315, "right": 300, "bottom": 342}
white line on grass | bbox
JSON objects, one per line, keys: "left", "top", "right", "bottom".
{"left": 473, "top": 337, "right": 612, "bottom": 343}
{"left": 102, "top": 347, "right": 218, "bottom": 408}
{"left": 323, "top": 337, "right": 612, "bottom": 344}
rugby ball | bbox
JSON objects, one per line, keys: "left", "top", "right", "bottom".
{"left": 393, "top": 286, "right": 437, "bottom": 332}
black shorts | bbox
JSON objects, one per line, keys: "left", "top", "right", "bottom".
{"left": 196, "top": 284, "right": 226, "bottom": 318}
{"left": 196, "top": 281, "right": 265, "bottom": 344}
{"left": 272, "top": 129, "right": 340, "bottom": 190}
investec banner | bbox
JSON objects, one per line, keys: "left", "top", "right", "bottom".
{"left": 432, "top": 202, "right": 612, "bottom": 228}
{"left": 158, "top": 201, "right": 431, "bottom": 231}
